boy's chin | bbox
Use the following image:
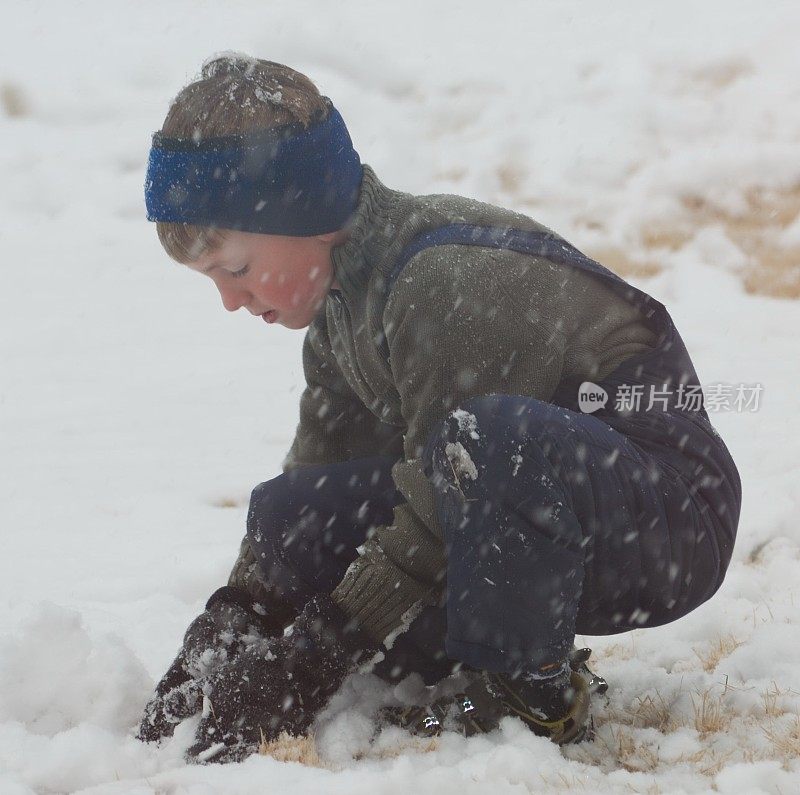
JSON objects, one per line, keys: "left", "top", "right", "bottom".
{"left": 277, "top": 314, "right": 310, "bottom": 331}
{"left": 283, "top": 305, "right": 328, "bottom": 330}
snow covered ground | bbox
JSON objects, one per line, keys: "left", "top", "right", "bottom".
{"left": 2, "top": 1, "right": 799, "bottom": 792}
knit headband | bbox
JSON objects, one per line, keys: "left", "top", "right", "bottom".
{"left": 144, "top": 97, "right": 362, "bottom": 236}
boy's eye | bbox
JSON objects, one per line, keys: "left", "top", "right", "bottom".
{"left": 227, "top": 265, "right": 250, "bottom": 279}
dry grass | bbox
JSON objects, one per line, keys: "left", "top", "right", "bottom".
{"left": 608, "top": 725, "right": 661, "bottom": 772}
{"left": 434, "top": 166, "right": 468, "bottom": 183}
{"left": 586, "top": 676, "right": 800, "bottom": 779}
{"left": 443, "top": 144, "right": 800, "bottom": 299}
{"left": 495, "top": 166, "right": 800, "bottom": 300}
{"left": 693, "top": 633, "right": 744, "bottom": 672}
{"left": 259, "top": 730, "right": 323, "bottom": 766}
{"left": 497, "top": 163, "right": 526, "bottom": 195}
{"left": 210, "top": 496, "right": 240, "bottom": 508}
{"left": 590, "top": 184, "right": 800, "bottom": 300}
{"left": 537, "top": 771, "right": 591, "bottom": 791}
{"left": 763, "top": 714, "right": 800, "bottom": 759}
{"left": 678, "top": 186, "right": 800, "bottom": 299}
{"left": 258, "top": 728, "right": 440, "bottom": 767}
{"left": 0, "top": 83, "right": 28, "bottom": 117}
{"left": 691, "top": 686, "right": 730, "bottom": 735}
{"left": 431, "top": 64, "right": 800, "bottom": 301}
{"left": 367, "top": 736, "right": 440, "bottom": 759}
{"left": 592, "top": 684, "right": 733, "bottom": 773}
{"left": 257, "top": 668, "right": 799, "bottom": 781}
{"left": 586, "top": 246, "right": 664, "bottom": 280}
{"left": 684, "top": 57, "right": 754, "bottom": 91}
{"left": 763, "top": 682, "right": 785, "bottom": 718}
{"left": 591, "top": 715, "right": 734, "bottom": 778}
{"left": 585, "top": 666, "right": 800, "bottom": 783}
{"left": 681, "top": 746, "right": 735, "bottom": 777}
{"left": 627, "top": 691, "right": 679, "bottom": 733}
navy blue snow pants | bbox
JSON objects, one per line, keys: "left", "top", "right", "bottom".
{"left": 246, "top": 395, "right": 739, "bottom": 683}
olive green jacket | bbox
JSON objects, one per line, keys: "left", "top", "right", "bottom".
{"left": 229, "top": 164, "right": 656, "bottom": 643}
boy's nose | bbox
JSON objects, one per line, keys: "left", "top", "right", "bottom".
{"left": 218, "top": 285, "right": 250, "bottom": 313}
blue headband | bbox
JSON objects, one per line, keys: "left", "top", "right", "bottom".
{"left": 144, "top": 98, "right": 362, "bottom": 236}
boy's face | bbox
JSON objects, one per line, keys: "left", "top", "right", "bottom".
{"left": 186, "top": 229, "right": 345, "bottom": 330}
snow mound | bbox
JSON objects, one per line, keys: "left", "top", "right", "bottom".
{"left": 0, "top": 602, "right": 152, "bottom": 736}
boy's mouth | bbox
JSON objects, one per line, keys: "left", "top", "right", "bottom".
{"left": 262, "top": 310, "right": 278, "bottom": 324}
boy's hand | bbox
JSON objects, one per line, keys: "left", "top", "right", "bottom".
{"left": 186, "top": 594, "right": 379, "bottom": 764}
{"left": 137, "top": 586, "right": 284, "bottom": 744}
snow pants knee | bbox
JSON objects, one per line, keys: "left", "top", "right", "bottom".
{"left": 425, "top": 394, "right": 740, "bottom": 674}
{"left": 245, "top": 395, "right": 740, "bottom": 682}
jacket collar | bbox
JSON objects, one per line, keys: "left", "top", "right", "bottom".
{"left": 330, "top": 164, "right": 407, "bottom": 299}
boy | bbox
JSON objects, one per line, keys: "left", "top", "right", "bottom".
{"left": 138, "top": 55, "right": 741, "bottom": 764}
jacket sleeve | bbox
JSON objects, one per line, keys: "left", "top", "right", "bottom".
{"left": 331, "top": 248, "right": 569, "bottom": 643}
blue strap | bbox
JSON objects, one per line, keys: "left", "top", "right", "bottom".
{"left": 385, "top": 223, "right": 706, "bottom": 417}
{"left": 386, "top": 224, "right": 661, "bottom": 319}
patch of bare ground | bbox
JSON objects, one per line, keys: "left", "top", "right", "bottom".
{"left": 624, "top": 185, "right": 800, "bottom": 298}
{"left": 259, "top": 731, "right": 323, "bottom": 766}
{"left": 210, "top": 496, "right": 240, "bottom": 508}
{"left": 259, "top": 729, "right": 439, "bottom": 766}
{"left": 684, "top": 57, "right": 754, "bottom": 92}
{"left": 586, "top": 185, "right": 800, "bottom": 299}
{"left": 584, "top": 246, "right": 664, "bottom": 280}
{"left": 674, "top": 186, "right": 800, "bottom": 299}
{"left": 0, "top": 82, "right": 28, "bottom": 117}
{"left": 496, "top": 159, "right": 800, "bottom": 299}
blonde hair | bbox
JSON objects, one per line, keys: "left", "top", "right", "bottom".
{"left": 155, "top": 54, "right": 330, "bottom": 263}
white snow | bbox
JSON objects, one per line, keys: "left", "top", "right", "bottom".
{"left": 445, "top": 442, "right": 479, "bottom": 482}
{"left": 2, "top": 1, "right": 800, "bottom": 792}
{"left": 451, "top": 409, "right": 480, "bottom": 440}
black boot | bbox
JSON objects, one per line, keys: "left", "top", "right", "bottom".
{"left": 481, "top": 647, "right": 608, "bottom": 743}
{"left": 379, "top": 647, "right": 606, "bottom": 744}
{"left": 481, "top": 666, "right": 591, "bottom": 744}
